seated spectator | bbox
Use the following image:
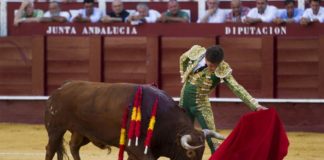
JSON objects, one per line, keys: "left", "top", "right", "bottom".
{"left": 244, "top": 0, "right": 277, "bottom": 24}
{"left": 126, "top": 3, "right": 161, "bottom": 24}
{"left": 60, "top": 0, "right": 78, "bottom": 2}
{"left": 198, "top": 0, "right": 226, "bottom": 23}
{"left": 225, "top": 0, "right": 250, "bottom": 23}
{"left": 300, "top": 0, "right": 324, "bottom": 25}
{"left": 40, "top": 1, "right": 70, "bottom": 22}
{"left": 72, "top": 0, "right": 102, "bottom": 23}
{"left": 158, "top": 0, "right": 190, "bottom": 23}
{"left": 273, "top": 0, "right": 303, "bottom": 24}
{"left": 14, "top": 0, "right": 43, "bottom": 26}
{"left": 101, "top": 0, "right": 129, "bottom": 23}
{"left": 54, "top": 0, "right": 77, "bottom": 2}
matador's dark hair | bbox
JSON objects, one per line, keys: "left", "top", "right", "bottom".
{"left": 205, "top": 45, "right": 224, "bottom": 64}
{"left": 84, "top": 0, "right": 94, "bottom": 4}
{"left": 310, "top": 0, "right": 321, "bottom": 3}
{"left": 284, "top": 0, "right": 296, "bottom": 5}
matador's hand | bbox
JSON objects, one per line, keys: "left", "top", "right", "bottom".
{"left": 255, "top": 105, "right": 268, "bottom": 111}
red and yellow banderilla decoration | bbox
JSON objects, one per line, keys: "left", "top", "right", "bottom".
{"left": 119, "top": 86, "right": 159, "bottom": 158}
{"left": 118, "top": 107, "right": 129, "bottom": 160}
{"left": 135, "top": 87, "right": 142, "bottom": 146}
{"left": 127, "top": 87, "right": 142, "bottom": 146}
{"left": 144, "top": 97, "right": 159, "bottom": 154}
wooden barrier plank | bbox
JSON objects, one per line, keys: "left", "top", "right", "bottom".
{"left": 277, "top": 49, "right": 318, "bottom": 62}
{"left": 47, "top": 61, "right": 89, "bottom": 73}
{"left": 46, "top": 36, "right": 92, "bottom": 94}
{"left": 47, "top": 73, "right": 89, "bottom": 92}
{"left": 319, "top": 36, "right": 324, "bottom": 98}
{"left": 146, "top": 36, "right": 159, "bottom": 85}
{"left": 224, "top": 50, "right": 261, "bottom": 62}
{"left": 0, "top": 37, "right": 33, "bottom": 95}
{"left": 0, "top": 48, "right": 32, "bottom": 59}
{"left": 89, "top": 37, "right": 102, "bottom": 82}
{"left": 104, "top": 37, "right": 147, "bottom": 83}
{"left": 277, "top": 62, "right": 318, "bottom": 75}
{"left": 105, "top": 37, "right": 147, "bottom": 48}
{"left": 47, "top": 49, "right": 90, "bottom": 61}
{"left": 0, "top": 67, "right": 31, "bottom": 74}
{"left": 277, "top": 75, "right": 318, "bottom": 88}
{"left": 261, "top": 36, "right": 274, "bottom": 97}
{"left": 0, "top": 73, "right": 31, "bottom": 82}
{"left": 105, "top": 51, "right": 146, "bottom": 62}
{"left": 47, "top": 37, "right": 90, "bottom": 48}
{"left": 277, "top": 37, "right": 320, "bottom": 98}
{"left": 32, "top": 36, "right": 45, "bottom": 95}
{"left": 277, "top": 37, "right": 319, "bottom": 49}
{"left": 220, "top": 38, "right": 262, "bottom": 49}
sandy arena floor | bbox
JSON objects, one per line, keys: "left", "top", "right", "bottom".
{"left": 0, "top": 123, "right": 323, "bottom": 160}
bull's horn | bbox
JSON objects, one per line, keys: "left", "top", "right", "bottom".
{"left": 202, "top": 129, "right": 225, "bottom": 140}
{"left": 180, "top": 135, "right": 203, "bottom": 150}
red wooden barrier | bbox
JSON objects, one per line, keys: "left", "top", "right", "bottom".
{"left": 2, "top": 23, "right": 324, "bottom": 98}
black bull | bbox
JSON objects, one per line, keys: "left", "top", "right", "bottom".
{"left": 44, "top": 81, "right": 223, "bottom": 160}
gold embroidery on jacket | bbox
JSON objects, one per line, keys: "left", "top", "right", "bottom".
{"left": 179, "top": 45, "right": 206, "bottom": 83}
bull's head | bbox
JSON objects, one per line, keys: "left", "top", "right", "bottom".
{"left": 175, "top": 129, "right": 225, "bottom": 160}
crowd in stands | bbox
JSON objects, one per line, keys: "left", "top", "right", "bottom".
{"left": 14, "top": 0, "right": 324, "bottom": 26}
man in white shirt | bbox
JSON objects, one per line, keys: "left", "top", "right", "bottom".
{"left": 300, "top": 0, "right": 324, "bottom": 25}
{"left": 72, "top": 0, "right": 102, "bottom": 23}
{"left": 41, "top": 1, "right": 70, "bottom": 22}
{"left": 197, "top": 0, "right": 226, "bottom": 23}
{"left": 127, "top": 3, "right": 161, "bottom": 24}
{"left": 245, "top": 0, "right": 278, "bottom": 24}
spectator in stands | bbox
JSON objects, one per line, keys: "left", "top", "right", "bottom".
{"left": 52, "top": 0, "right": 77, "bottom": 2}
{"left": 273, "top": 0, "right": 303, "bottom": 24}
{"left": 60, "top": 0, "right": 78, "bottom": 2}
{"left": 40, "top": 1, "right": 70, "bottom": 22}
{"left": 72, "top": 0, "right": 102, "bottom": 23}
{"left": 126, "top": 3, "right": 161, "bottom": 24}
{"left": 300, "top": 0, "right": 324, "bottom": 25}
{"left": 158, "top": 0, "right": 190, "bottom": 23}
{"left": 197, "top": 0, "right": 226, "bottom": 23}
{"left": 101, "top": 0, "right": 129, "bottom": 23}
{"left": 225, "top": 0, "right": 250, "bottom": 23}
{"left": 14, "top": 0, "right": 43, "bottom": 26}
{"left": 244, "top": 0, "right": 278, "bottom": 24}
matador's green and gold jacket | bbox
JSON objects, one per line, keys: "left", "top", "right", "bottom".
{"left": 179, "top": 45, "right": 260, "bottom": 111}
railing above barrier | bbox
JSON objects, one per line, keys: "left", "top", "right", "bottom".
{"left": 2, "top": 96, "right": 324, "bottom": 103}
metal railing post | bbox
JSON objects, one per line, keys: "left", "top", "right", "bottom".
{"left": 0, "top": 0, "right": 8, "bottom": 37}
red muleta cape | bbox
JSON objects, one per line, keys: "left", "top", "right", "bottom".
{"left": 209, "top": 108, "right": 289, "bottom": 160}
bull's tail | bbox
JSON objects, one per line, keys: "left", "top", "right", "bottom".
{"left": 57, "top": 137, "right": 69, "bottom": 160}
{"left": 45, "top": 129, "right": 69, "bottom": 160}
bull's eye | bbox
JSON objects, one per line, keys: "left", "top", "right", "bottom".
{"left": 186, "top": 150, "right": 196, "bottom": 158}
